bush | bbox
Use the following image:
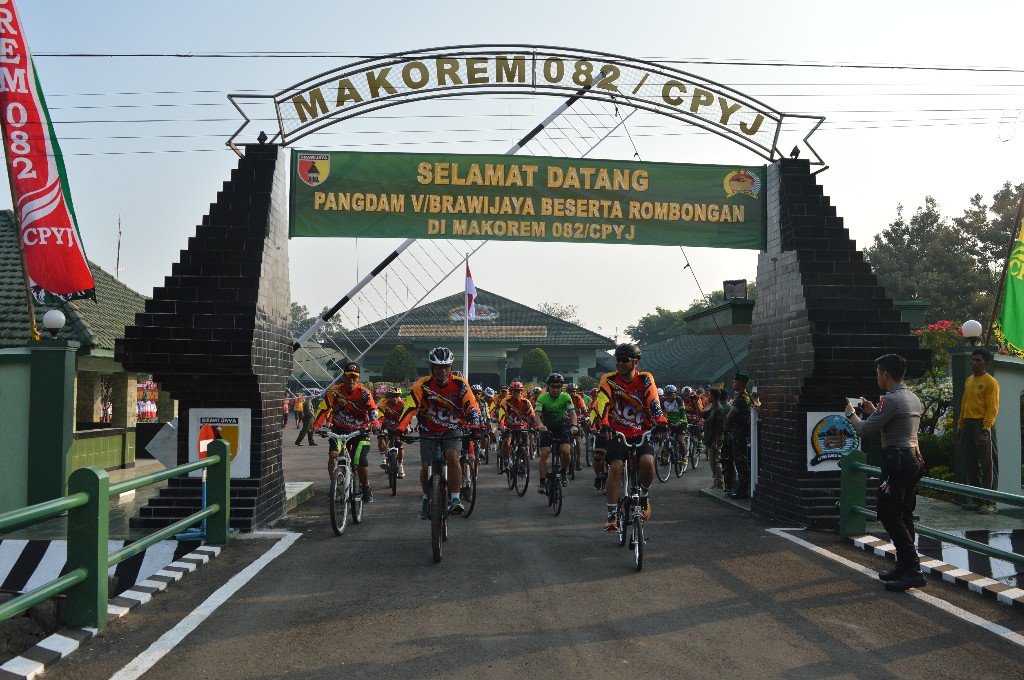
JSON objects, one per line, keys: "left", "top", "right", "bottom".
{"left": 920, "top": 464, "right": 955, "bottom": 501}
{"left": 918, "top": 430, "right": 954, "bottom": 472}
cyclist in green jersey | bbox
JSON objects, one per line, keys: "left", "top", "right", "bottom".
{"left": 533, "top": 372, "right": 578, "bottom": 495}
{"left": 661, "top": 385, "right": 687, "bottom": 452}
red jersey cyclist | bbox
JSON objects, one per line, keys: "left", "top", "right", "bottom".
{"left": 393, "top": 347, "right": 485, "bottom": 518}
{"left": 376, "top": 385, "right": 406, "bottom": 479}
{"left": 591, "top": 343, "right": 667, "bottom": 531}
{"left": 497, "top": 381, "right": 535, "bottom": 473}
{"left": 312, "top": 361, "right": 380, "bottom": 503}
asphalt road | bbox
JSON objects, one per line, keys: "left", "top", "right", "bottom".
{"left": 44, "top": 438, "right": 1024, "bottom": 679}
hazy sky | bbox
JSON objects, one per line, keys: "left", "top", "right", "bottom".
{"left": 3, "top": 1, "right": 1023, "bottom": 340}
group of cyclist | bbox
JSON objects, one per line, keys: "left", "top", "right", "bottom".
{"left": 309, "top": 341, "right": 751, "bottom": 531}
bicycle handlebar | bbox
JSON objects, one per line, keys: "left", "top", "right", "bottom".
{"left": 317, "top": 428, "right": 371, "bottom": 443}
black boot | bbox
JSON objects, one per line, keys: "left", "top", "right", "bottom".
{"left": 884, "top": 569, "right": 926, "bottom": 592}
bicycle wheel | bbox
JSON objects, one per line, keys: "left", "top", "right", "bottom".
{"left": 349, "top": 466, "right": 363, "bottom": 525}
{"left": 329, "top": 466, "right": 349, "bottom": 536}
{"left": 551, "top": 476, "right": 563, "bottom": 516}
{"left": 655, "top": 443, "right": 671, "bottom": 483}
{"left": 585, "top": 435, "right": 592, "bottom": 467}
{"left": 430, "top": 474, "right": 443, "bottom": 563}
{"left": 463, "top": 458, "right": 478, "bottom": 518}
{"left": 568, "top": 444, "right": 576, "bottom": 481}
{"left": 617, "top": 497, "right": 628, "bottom": 546}
{"left": 689, "top": 440, "right": 701, "bottom": 470}
{"left": 632, "top": 515, "right": 644, "bottom": 571}
{"left": 672, "top": 443, "right": 684, "bottom": 477}
{"left": 514, "top": 449, "right": 530, "bottom": 496}
{"left": 387, "top": 452, "right": 398, "bottom": 496}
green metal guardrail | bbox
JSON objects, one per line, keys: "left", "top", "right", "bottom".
{"left": 0, "top": 439, "right": 231, "bottom": 630}
{"left": 838, "top": 448, "right": 1024, "bottom": 567}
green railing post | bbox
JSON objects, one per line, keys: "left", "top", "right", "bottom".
{"left": 839, "top": 449, "right": 868, "bottom": 540}
{"left": 205, "top": 440, "right": 231, "bottom": 545}
{"left": 65, "top": 466, "right": 109, "bottom": 630}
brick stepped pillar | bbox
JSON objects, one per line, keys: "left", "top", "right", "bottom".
{"left": 115, "top": 143, "right": 290, "bottom": 531}
{"left": 748, "top": 159, "right": 930, "bottom": 530}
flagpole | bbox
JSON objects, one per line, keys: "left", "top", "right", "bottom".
{"left": 1, "top": 153, "right": 40, "bottom": 341}
{"left": 463, "top": 253, "right": 470, "bottom": 378}
{"left": 984, "top": 186, "right": 1024, "bottom": 345}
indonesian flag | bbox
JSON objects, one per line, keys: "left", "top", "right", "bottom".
{"left": 0, "top": 1, "right": 95, "bottom": 304}
{"left": 466, "top": 262, "right": 477, "bottom": 320}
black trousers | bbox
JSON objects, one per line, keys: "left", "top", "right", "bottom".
{"left": 876, "top": 447, "right": 925, "bottom": 571}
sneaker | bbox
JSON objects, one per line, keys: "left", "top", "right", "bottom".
{"left": 884, "top": 570, "right": 926, "bottom": 592}
{"left": 361, "top": 485, "right": 374, "bottom": 503}
{"left": 575, "top": 462, "right": 582, "bottom": 471}
{"left": 640, "top": 497, "right": 651, "bottom": 521}
{"left": 594, "top": 476, "right": 603, "bottom": 490}
{"left": 398, "top": 464, "right": 406, "bottom": 479}
{"left": 449, "top": 498, "right": 465, "bottom": 516}
{"left": 538, "top": 480, "right": 548, "bottom": 495}
{"left": 604, "top": 514, "right": 618, "bottom": 532}
{"left": 559, "top": 472, "right": 568, "bottom": 487}
{"left": 380, "top": 458, "right": 388, "bottom": 470}
{"left": 419, "top": 498, "right": 429, "bottom": 520}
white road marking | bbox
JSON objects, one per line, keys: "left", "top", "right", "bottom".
{"left": 767, "top": 528, "right": 1024, "bottom": 649}
{"left": 109, "top": 531, "right": 301, "bottom": 680}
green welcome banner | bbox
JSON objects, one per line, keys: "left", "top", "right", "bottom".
{"left": 289, "top": 150, "right": 766, "bottom": 249}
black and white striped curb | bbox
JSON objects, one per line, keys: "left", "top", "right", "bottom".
{"left": 852, "top": 534, "right": 1024, "bottom": 606}
{"left": 0, "top": 545, "right": 220, "bottom": 680}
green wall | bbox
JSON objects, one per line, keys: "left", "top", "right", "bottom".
{"left": 0, "top": 354, "right": 31, "bottom": 513}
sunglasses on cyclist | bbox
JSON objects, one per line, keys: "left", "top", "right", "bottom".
{"left": 615, "top": 357, "right": 635, "bottom": 364}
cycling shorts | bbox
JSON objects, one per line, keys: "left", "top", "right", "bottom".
{"left": 539, "top": 428, "right": 572, "bottom": 449}
{"left": 603, "top": 435, "right": 655, "bottom": 463}
{"left": 419, "top": 432, "right": 463, "bottom": 464}
{"left": 328, "top": 430, "right": 370, "bottom": 468}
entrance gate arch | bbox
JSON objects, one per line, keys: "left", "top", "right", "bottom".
{"left": 117, "top": 46, "right": 927, "bottom": 531}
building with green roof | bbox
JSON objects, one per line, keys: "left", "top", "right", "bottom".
{"left": 322, "top": 287, "right": 615, "bottom": 388}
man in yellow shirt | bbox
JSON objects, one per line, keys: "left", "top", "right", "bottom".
{"left": 956, "top": 348, "right": 999, "bottom": 494}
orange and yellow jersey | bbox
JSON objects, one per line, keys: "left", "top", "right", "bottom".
{"left": 485, "top": 398, "right": 500, "bottom": 422}
{"left": 395, "top": 375, "right": 483, "bottom": 434}
{"left": 313, "top": 384, "right": 379, "bottom": 432}
{"left": 498, "top": 396, "right": 535, "bottom": 430}
{"left": 378, "top": 397, "right": 404, "bottom": 430}
{"left": 591, "top": 370, "right": 667, "bottom": 438}
{"left": 571, "top": 394, "right": 588, "bottom": 422}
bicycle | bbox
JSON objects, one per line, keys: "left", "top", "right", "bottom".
{"left": 459, "top": 436, "right": 478, "bottom": 518}
{"left": 541, "top": 430, "right": 573, "bottom": 516}
{"left": 380, "top": 427, "right": 400, "bottom": 496}
{"left": 397, "top": 430, "right": 471, "bottom": 563}
{"left": 613, "top": 430, "right": 653, "bottom": 571}
{"left": 655, "top": 435, "right": 674, "bottom": 483}
{"left": 687, "top": 423, "right": 703, "bottom": 470}
{"left": 502, "top": 429, "right": 531, "bottom": 496}
{"left": 319, "top": 429, "right": 370, "bottom": 536}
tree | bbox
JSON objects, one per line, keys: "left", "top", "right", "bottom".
{"left": 537, "top": 301, "right": 580, "bottom": 326}
{"left": 865, "top": 197, "right": 990, "bottom": 324}
{"left": 577, "top": 374, "right": 598, "bottom": 391}
{"left": 289, "top": 302, "right": 315, "bottom": 339}
{"left": 624, "top": 307, "right": 689, "bottom": 345}
{"left": 520, "top": 348, "right": 552, "bottom": 383}
{"left": 382, "top": 344, "right": 418, "bottom": 383}
{"left": 624, "top": 283, "right": 757, "bottom": 345}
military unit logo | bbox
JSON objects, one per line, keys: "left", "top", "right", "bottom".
{"left": 298, "top": 153, "right": 330, "bottom": 187}
{"left": 723, "top": 170, "right": 761, "bottom": 199}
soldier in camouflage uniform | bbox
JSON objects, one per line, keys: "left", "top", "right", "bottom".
{"left": 725, "top": 372, "right": 753, "bottom": 500}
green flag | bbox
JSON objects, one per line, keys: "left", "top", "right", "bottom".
{"left": 994, "top": 216, "right": 1024, "bottom": 358}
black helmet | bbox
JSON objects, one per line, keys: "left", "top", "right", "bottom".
{"left": 427, "top": 346, "right": 454, "bottom": 365}
{"left": 546, "top": 372, "right": 564, "bottom": 385}
{"left": 614, "top": 342, "right": 641, "bottom": 360}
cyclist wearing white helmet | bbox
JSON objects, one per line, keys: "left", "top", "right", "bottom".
{"left": 393, "top": 347, "right": 484, "bottom": 518}
{"left": 661, "top": 384, "right": 687, "bottom": 458}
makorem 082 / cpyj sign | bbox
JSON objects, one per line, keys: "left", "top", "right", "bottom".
{"left": 290, "top": 151, "right": 766, "bottom": 249}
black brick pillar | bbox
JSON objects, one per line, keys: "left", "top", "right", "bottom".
{"left": 115, "top": 143, "right": 291, "bottom": 530}
{"left": 748, "top": 159, "right": 930, "bottom": 530}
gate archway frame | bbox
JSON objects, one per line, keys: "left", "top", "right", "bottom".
{"left": 227, "top": 44, "right": 825, "bottom": 165}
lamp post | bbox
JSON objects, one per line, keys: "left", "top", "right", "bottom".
{"left": 42, "top": 309, "right": 66, "bottom": 338}
{"left": 961, "top": 319, "right": 982, "bottom": 346}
